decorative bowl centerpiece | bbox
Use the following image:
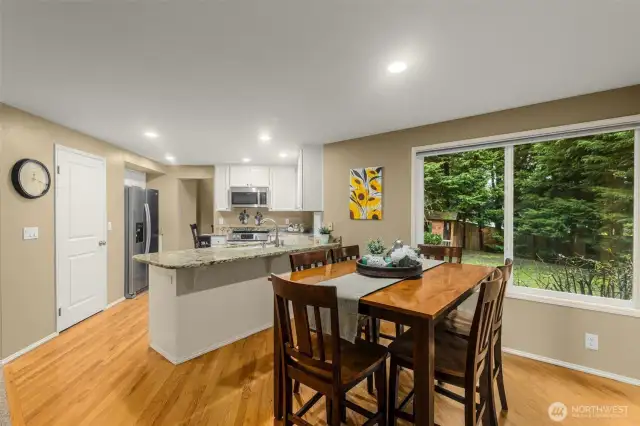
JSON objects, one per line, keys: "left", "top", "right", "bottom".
{"left": 356, "top": 238, "right": 423, "bottom": 278}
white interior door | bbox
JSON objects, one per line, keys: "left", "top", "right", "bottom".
{"left": 56, "top": 145, "right": 107, "bottom": 332}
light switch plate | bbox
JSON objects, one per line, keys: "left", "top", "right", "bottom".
{"left": 108, "top": 221, "right": 113, "bottom": 231}
{"left": 585, "top": 333, "right": 598, "bottom": 351}
{"left": 218, "top": 218, "right": 224, "bottom": 225}
{"left": 23, "top": 227, "right": 39, "bottom": 240}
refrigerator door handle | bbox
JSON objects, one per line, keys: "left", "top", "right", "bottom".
{"left": 144, "top": 202, "right": 151, "bottom": 254}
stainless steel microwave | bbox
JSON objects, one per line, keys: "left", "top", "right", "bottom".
{"left": 229, "top": 187, "right": 269, "bottom": 208}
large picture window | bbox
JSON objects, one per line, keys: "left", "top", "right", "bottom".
{"left": 415, "top": 120, "right": 640, "bottom": 312}
{"left": 513, "top": 131, "right": 634, "bottom": 300}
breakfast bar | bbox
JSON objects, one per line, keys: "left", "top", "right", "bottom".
{"left": 134, "top": 242, "right": 338, "bottom": 364}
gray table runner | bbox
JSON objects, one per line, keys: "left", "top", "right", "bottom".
{"left": 308, "top": 259, "right": 444, "bottom": 343}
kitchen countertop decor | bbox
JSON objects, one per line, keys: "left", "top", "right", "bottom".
{"left": 133, "top": 242, "right": 339, "bottom": 269}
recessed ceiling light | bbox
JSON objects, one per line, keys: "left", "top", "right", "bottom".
{"left": 165, "top": 154, "right": 175, "bottom": 162}
{"left": 259, "top": 134, "right": 272, "bottom": 142}
{"left": 144, "top": 131, "right": 159, "bottom": 139}
{"left": 242, "top": 158, "right": 251, "bottom": 163}
{"left": 387, "top": 61, "right": 407, "bottom": 74}
{"left": 279, "top": 152, "right": 288, "bottom": 158}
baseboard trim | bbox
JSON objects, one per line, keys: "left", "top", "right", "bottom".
{"left": 151, "top": 322, "right": 274, "bottom": 365}
{"left": 149, "top": 343, "right": 179, "bottom": 365}
{"left": 2, "top": 332, "right": 59, "bottom": 365}
{"left": 503, "top": 347, "right": 640, "bottom": 386}
{"left": 176, "top": 322, "right": 274, "bottom": 364}
{"left": 105, "top": 297, "right": 126, "bottom": 310}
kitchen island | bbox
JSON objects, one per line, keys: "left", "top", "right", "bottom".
{"left": 134, "top": 241, "right": 338, "bottom": 364}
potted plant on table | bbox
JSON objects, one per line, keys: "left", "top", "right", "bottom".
{"left": 318, "top": 226, "right": 332, "bottom": 244}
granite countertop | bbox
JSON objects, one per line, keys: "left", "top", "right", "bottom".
{"left": 133, "top": 242, "right": 339, "bottom": 269}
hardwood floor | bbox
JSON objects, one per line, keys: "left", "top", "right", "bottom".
{"left": 4, "top": 294, "right": 640, "bottom": 425}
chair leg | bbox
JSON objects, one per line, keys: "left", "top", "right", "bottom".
{"left": 485, "top": 345, "right": 498, "bottom": 426}
{"left": 325, "top": 397, "right": 332, "bottom": 424}
{"left": 464, "top": 377, "right": 476, "bottom": 426}
{"left": 293, "top": 380, "right": 300, "bottom": 394}
{"left": 284, "top": 376, "right": 293, "bottom": 426}
{"left": 330, "top": 392, "right": 342, "bottom": 426}
{"left": 375, "top": 361, "right": 387, "bottom": 426}
{"left": 387, "top": 358, "right": 399, "bottom": 426}
{"left": 365, "top": 323, "right": 374, "bottom": 395}
{"left": 495, "top": 338, "right": 508, "bottom": 412}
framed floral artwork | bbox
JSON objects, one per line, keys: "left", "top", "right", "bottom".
{"left": 349, "top": 167, "right": 382, "bottom": 220}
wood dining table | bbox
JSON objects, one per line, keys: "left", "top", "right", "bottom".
{"left": 271, "top": 259, "right": 495, "bottom": 426}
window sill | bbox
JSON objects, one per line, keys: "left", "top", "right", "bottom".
{"left": 506, "top": 291, "right": 640, "bottom": 318}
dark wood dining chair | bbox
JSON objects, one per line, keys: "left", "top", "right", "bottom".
{"left": 189, "top": 224, "right": 210, "bottom": 248}
{"left": 387, "top": 268, "right": 503, "bottom": 426}
{"left": 289, "top": 249, "right": 329, "bottom": 271}
{"left": 441, "top": 258, "right": 513, "bottom": 423}
{"left": 418, "top": 244, "right": 463, "bottom": 263}
{"left": 289, "top": 248, "right": 374, "bottom": 394}
{"left": 327, "top": 244, "right": 378, "bottom": 394}
{"left": 271, "top": 274, "right": 388, "bottom": 426}
{"left": 330, "top": 245, "right": 360, "bottom": 263}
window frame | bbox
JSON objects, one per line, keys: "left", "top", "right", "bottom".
{"left": 411, "top": 116, "right": 640, "bottom": 315}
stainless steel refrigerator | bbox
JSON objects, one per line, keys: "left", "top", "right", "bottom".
{"left": 125, "top": 187, "right": 159, "bottom": 298}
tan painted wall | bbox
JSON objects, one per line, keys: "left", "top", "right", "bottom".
{"left": 147, "top": 168, "right": 214, "bottom": 252}
{"left": 324, "top": 84, "right": 640, "bottom": 380}
{"left": 0, "top": 104, "right": 168, "bottom": 357}
{"left": 178, "top": 180, "right": 198, "bottom": 250}
{"left": 197, "top": 178, "right": 214, "bottom": 234}
{"left": 0, "top": 105, "right": 213, "bottom": 358}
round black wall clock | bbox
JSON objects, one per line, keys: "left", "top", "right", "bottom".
{"left": 11, "top": 159, "right": 51, "bottom": 199}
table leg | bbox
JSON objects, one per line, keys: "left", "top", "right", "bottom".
{"left": 413, "top": 318, "right": 435, "bottom": 426}
{"left": 273, "top": 299, "right": 283, "bottom": 420}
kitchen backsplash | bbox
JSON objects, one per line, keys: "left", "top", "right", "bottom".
{"left": 215, "top": 209, "right": 314, "bottom": 229}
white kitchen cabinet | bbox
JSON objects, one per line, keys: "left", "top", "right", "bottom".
{"left": 214, "top": 165, "right": 230, "bottom": 211}
{"left": 300, "top": 145, "right": 323, "bottom": 211}
{"left": 270, "top": 166, "right": 297, "bottom": 211}
{"left": 229, "top": 166, "right": 270, "bottom": 187}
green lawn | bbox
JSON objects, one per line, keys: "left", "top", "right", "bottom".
{"left": 461, "top": 250, "right": 562, "bottom": 289}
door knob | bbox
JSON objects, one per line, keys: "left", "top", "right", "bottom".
{"left": 99, "top": 240, "right": 107, "bottom": 246}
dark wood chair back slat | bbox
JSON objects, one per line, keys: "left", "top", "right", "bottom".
{"left": 190, "top": 224, "right": 199, "bottom": 249}
{"left": 289, "top": 250, "right": 328, "bottom": 272}
{"left": 467, "top": 269, "right": 502, "bottom": 381}
{"left": 330, "top": 245, "right": 360, "bottom": 263}
{"left": 271, "top": 274, "right": 341, "bottom": 384}
{"left": 493, "top": 258, "right": 513, "bottom": 335}
{"left": 418, "top": 244, "right": 463, "bottom": 263}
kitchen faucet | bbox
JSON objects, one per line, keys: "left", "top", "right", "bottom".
{"left": 260, "top": 217, "right": 280, "bottom": 247}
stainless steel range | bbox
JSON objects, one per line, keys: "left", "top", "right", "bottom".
{"left": 227, "top": 229, "right": 270, "bottom": 242}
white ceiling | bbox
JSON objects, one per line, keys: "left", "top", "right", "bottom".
{"left": 2, "top": 0, "right": 640, "bottom": 166}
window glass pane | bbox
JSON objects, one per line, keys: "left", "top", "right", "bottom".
{"left": 423, "top": 148, "right": 504, "bottom": 267}
{"left": 513, "top": 131, "right": 634, "bottom": 300}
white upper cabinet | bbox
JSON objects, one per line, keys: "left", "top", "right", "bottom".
{"left": 214, "top": 153, "right": 322, "bottom": 212}
{"left": 229, "top": 166, "right": 270, "bottom": 187}
{"left": 214, "top": 165, "right": 230, "bottom": 211}
{"left": 300, "top": 145, "right": 323, "bottom": 212}
{"left": 270, "top": 166, "right": 297, "bottom": 211}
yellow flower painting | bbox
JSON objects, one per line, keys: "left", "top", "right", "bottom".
{"left": 349, "top": 167, "right": 383, "bottom": 220}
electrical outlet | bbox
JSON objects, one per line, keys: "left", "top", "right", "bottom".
{"left": 108, "top": 221, "right": 113, "bottom": 231}
{"left": 327, "top": 222, "right": 333, "bottom": 231}
{"left": 218, "top": 218, "right": 224, "bottom": 225}
{"left": 23, "top": 227, "right": 39, "bottom": 240}
{"left": 585, "top": 333, "right": 599, "bottom": 351}
{"left": 285, "top": 218, "right": 290, "bottom": 225}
